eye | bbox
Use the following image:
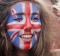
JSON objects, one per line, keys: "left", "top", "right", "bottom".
{"left": 14, "top": 18, "right": 22, "bottom": 22}
{"left": 32, "top": 17, "right": 38, "bottom": 22}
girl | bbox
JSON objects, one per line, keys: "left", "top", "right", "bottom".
{"left": 0, "top": 0, "right": 54, "bottom": 56}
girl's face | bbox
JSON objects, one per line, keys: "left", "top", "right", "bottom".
{"left": 6, "top": 1, "right": 41, "bottom": 50}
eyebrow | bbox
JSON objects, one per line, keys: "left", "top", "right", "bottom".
{"left": 32, "top": 13, "right": 39, "bottom": 15}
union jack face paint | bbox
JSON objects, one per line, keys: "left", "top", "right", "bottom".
{"left": 6, "top": 1, "right": 41, "bottom": 50}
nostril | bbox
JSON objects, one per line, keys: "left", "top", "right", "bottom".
{"left": 24, "top": 28, "right": 32, "bottom": 33}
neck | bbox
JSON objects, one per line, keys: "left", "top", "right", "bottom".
{"left": 16, "top": 47, "right": 29, "bottom": 56}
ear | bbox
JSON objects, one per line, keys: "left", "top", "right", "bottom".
{"left": 52, "top": 5, "right": 60, "bottom": 17}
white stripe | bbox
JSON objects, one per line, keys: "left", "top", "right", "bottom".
{"left": 7, "top": 19, "right": 25, "bottom": 25}
{"left": 8, "top": 29, "right": 21, "bottom": 32}
{"left": 19, "top": 29, "right": 24, "bottom": 35}
{"left": 20, "top": 3, "right": 26, "bottom": 24}
{"left": 30, "top": 34, "right": 37, "bottom": 49}
{"left": 11, "top": 34, "right": 17, "bottom": 42}
{"left": 34, "top": 29, "right": 41, "bottom": 32}
{"left": 30, "top": 2, "right": 32, "bottom": 14}
{"left": 31, "top": 21, "right": 41, "bottom": 25}
{"left": 19, "top": 37, "right": 24, "bottom": 49}
{"left": 7, "top": 21, "right": 25, "bottom": 25}
{"left": 31, "top": 29, "right": 34, "bottom": 34}
{"left": 11, "top": 9, "right": 16, "bottom": 15}
{"left": 11, "top": 9, "right": 17, "bottom": 19}
{"left": 31, "top": 29, "right": 41, "bottom": 34}
{"left": 30, "top": 41, "right": 32, "bottom": 49}
{"left": 35, "top": 33, "right": 37, "bottom": 40}
{"left": 22, "top": 3, "right": 25, "bottom": 13}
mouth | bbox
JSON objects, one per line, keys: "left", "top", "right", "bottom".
{"left": 20, "top": 34, "right": 33, "bottom": 42}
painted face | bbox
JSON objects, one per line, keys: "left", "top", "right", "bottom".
{"left": 6, "top": 1, "right": 41, "bottom": 50}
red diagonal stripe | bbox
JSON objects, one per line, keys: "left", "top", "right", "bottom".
{"left": 10, "top": 31, "right": 19, "bottom": 41}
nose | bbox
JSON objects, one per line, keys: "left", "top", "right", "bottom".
{"left": 24, "top": 18, "right": 32, "bottom": 30}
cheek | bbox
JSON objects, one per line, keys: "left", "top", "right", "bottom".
{"left": 6, "top": 19, "right": 26, "bottom": 32}
{"left": 32, "top": 24, "right": 41, "bottom": 39}
{"left": 30, "top": 19, "right": 41, "bottom": 30}
{"left": 32, "top": 24, "right": 41, "bottom": 29}
{"left": 33, "top": 24, "right": 41, "bottom": 38}
{"left": 6, "top": 24, "right": 25, "bottom": 40}
{"left": 9, "top": 31, "right": 19, "bottom": 41}
{"left": 32, "top": 24, "right": 41, "bottom": 33}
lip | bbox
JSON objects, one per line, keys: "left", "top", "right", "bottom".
{"left": 20, "top": 34, "right": 33, "bottom": 42}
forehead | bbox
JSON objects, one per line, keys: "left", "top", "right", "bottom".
{"left": 11, "top": 2, "right": 39, "bottom": 14}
